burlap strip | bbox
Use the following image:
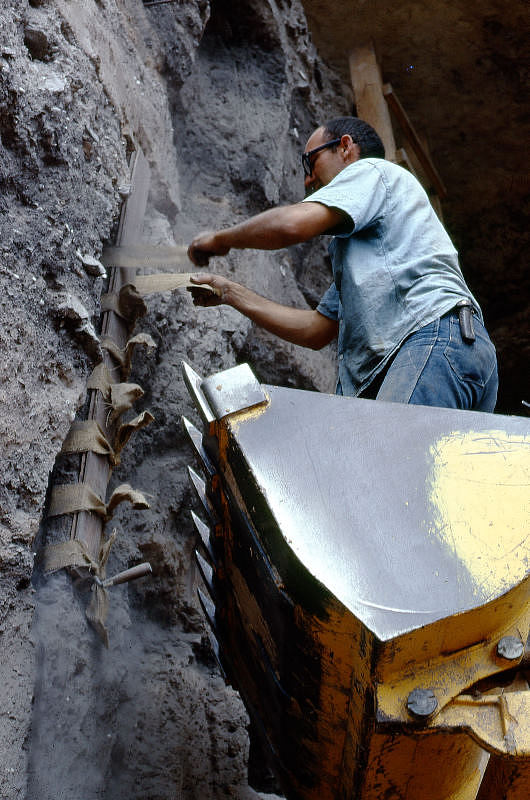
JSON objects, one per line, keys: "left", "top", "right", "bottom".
{"left": 109, "top": 382, "right": 144, "bottom": 424}
{"left": 48, "top": 482, "right": 150, "bottom": 522}
{"left": 101, "top": 332, "right": 156, "bottom": 379}
{"left": 101, "top": 244, "right": 190, "bottom": 270}
{"left": 115, "top": 410, "right": 155, "bottom": 456}
{"left": 86, "top": 362, "right": 113, "bottom": 396}
{"left": 41, "top": 531, "right": 118, "bottom": 647}
{"left": 61, "top": 420, "right": 118, "bottom": 465}
{"left": 131, "top": 273, "right": 219, "bottom": 296}
{"left": 101, "top": 284, "right": 147, "bottom": 325}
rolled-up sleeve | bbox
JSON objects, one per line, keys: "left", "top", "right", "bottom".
{"left": 302, "top": 159, "right": 388, "bottom": 235}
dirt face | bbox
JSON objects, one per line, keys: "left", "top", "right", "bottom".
{"left": 0, "top": 1, "right": 527, "bottom": 799}
{"left": 0, "top": 2, "right": 126, "bottom": 789}
{"left": 0, "top": 1, "right": 343, "bottom": 798}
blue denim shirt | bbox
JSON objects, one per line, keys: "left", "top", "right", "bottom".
{"left": 303, "top": 159, "right": 482, "bottom": 396}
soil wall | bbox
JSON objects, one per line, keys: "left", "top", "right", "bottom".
{"left": 0, "top": 1, "right": 347, "bottom": 797}
{"left": 1, "top": 2, "right": 527, "bottom": 798}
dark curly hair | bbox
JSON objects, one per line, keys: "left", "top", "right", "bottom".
{"left": 322, "top": 117, "right": 385, "bottom": 159}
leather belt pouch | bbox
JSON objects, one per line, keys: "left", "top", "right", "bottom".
{"left": 456, "top": 301, "right": 476, "bottom": 343}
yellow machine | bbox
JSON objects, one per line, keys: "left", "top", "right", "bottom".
{"left": 183, "top": 362, "right": 529, "bottom": 800}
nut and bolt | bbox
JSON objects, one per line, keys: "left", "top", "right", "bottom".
{"left": 497, "top": 635, "right": 524, "bottom": 661}
{"left": 406, "top": 688, "right": 438, "bottom": 719}
{"left": 405, "top": 638, "right": 523, "bottom": 723}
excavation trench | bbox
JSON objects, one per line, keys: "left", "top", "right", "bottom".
{"left": 18, "top": 3, "right": 340, "bottom": 796}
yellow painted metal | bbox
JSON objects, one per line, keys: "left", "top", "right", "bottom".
{"left": 477, "top": 751, "right": 530, "bottom": 800}
{"left": 216, "top": 415, "right": 378, "bottom": 800}
{"left": 376, "top": 575, "right": 529, "bottom": 722}
{"left": 426, "top": 430, "right": 530, "bottom": 599}
{"left": 436, "top": 690, "right": 530, "bottom": 756}
{"left": 300, "top": 602, "right": 375, "bottom": 800}
{"left": 357, "top": 730, "right": 489, "bottom": 800}
{"left": 203, "top": 390, "right": 530, "bottom": 800}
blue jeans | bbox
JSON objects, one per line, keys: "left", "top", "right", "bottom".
{"left": 375, "top": 311, "right": 498, "bottom": 411}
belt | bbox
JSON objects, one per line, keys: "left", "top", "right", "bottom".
{"left": 454, "top": 299, "right": 476, "bottom": 343}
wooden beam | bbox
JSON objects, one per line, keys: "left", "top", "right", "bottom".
{"left": 70, "top": 147, "right": 151, "bottom": 561}
{"left": 349, "top": 44, "right": 397, "bottom": 163}
{"left": 429, "top": 192, "right": 444, "bottom": 222}
{"left": 383, "top": 83, "right": 447, "bottom": 199}
{"left": 397, "top": 138, "right": 445, "bottom": 220}
{"left": 395, "top": 147, "right": 418, "bottom": 178}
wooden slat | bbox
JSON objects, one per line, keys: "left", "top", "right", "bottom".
{"left": 349, "top": 43, "right": 397, "bottom": 163}
{"left": 70, "top": 148, "right": 151, "bottom": 560}
{"left": 398, "top": 142, "right": 445, "bottom": 221}
{"left": 396, "top": 147, "right": 418, "bottom": 177}
{"left": 383, "top": 83, "right": 447, "bottom": 199}
{"left": 428, "top": 193, "right": 444, "bottom": 223}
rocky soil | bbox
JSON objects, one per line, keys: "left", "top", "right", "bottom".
{"left": 0, "top": 1, "right": 344, "bottom": 798}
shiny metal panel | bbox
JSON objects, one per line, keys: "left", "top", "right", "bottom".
{"left": 224, "top": 385, "right": 530, "bottom": 641}
{"left": 201, "top": 363, "right": 268, "bottom": 420}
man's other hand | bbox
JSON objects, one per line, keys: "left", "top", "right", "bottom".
{"left": 188, "top": 231, "right": 230, "bottom": 266}
{"left": 188, "top": 273, "right": 230, "bottom": 307}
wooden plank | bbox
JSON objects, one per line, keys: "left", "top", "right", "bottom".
{"left": 349, "top": 43, "right": 397, "bottom": 163}
{"left": 429, "top": 193, "right": 444, "bottom": 223}
{"left": 70, "top": 148, "right": 151, "bottom": 560}
{"left": 116, "top": 148, "right": 150, "bottom": 249}
{"left": 398, "top": 137, "right": 445, "bottom": 221}
{"left": 396, "top": 147, "right": 418, "bottom": 178}
{"left": 383, "top": 83, "right": 447, "bottom": 199}
{"left": 419, "top": 136, "right": 445, "bottom": 222}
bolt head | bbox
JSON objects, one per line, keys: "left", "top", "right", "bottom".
{"left": 497, "top": 636, "right": 524, "bottom": 661}
{"left": 407, "top": 688, "right": 438, "bottom": 719}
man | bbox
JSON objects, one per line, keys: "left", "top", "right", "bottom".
{"left": 187, "top": 117, "right": 498, "bottom": 410}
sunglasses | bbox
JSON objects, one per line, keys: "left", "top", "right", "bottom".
{"left": 301, "top": 138, "right": 341, "bottom": 177}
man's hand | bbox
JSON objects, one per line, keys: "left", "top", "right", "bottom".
{"left": 188, "top": 231, "right": 230, "bottom": 266}
{"left": 188, "top": 273, "right": 232, "bottom": 306}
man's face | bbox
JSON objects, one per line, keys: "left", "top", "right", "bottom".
{"left": 303, "top": 127, "right": 346, "bottom": 195}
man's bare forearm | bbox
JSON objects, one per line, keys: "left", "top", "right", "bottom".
{"left": 191, "top": 274, "right": 338, "bottom": 350}
{"left": 188, "top": 202, "right": 344, "bottom": 265}
{"left": 215, "top": 205, "right": 323, "bottom": 250}
{"left": 226, "top": 282, "right": 324, "bottom": 348}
